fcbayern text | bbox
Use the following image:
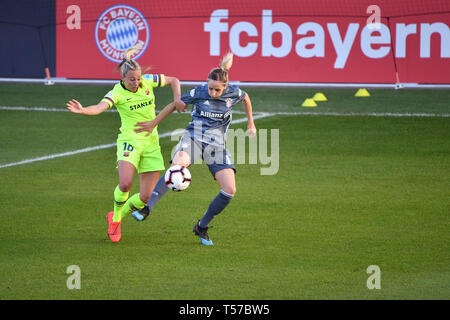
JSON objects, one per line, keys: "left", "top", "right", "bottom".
{"left": 204, "top": 9, "right": 450, "bottom": 68}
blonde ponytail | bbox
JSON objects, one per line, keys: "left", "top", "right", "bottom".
{"left": 220, "top": 52, "right": 233, "bottom": 72}
{"left": 123, "top": 45, "right": 141, "bottom": 60}
{"left": 208, "top": 52, "right": 234, "bottom": 84}
{"left": 116, "top": 45, "right": 143, "bottom": 77}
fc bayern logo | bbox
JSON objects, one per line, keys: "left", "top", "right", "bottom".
{"left": 95, "top": 5, "right": 150, "bottom": 63}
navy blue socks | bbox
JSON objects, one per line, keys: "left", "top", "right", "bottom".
{"left": 146, "top": 176, "right": 169, "bottom": 212}
{"left": 199, "top": 190, "right": 234, "bottom": 228}
{"left": 145, "top": 177, "right": 233, "bottom": 229}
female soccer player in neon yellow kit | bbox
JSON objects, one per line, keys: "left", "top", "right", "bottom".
{"left": 66, "top": 46, "right": 183, "bottom": 243}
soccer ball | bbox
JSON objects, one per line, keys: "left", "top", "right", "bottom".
{"left": 164, "top": 165, "right": 191, "bottom": 191}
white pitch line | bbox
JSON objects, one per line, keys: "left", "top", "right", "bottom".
{"left": 1, "top": 108, "right": 448, "bottom": 169}
{"left": 265, "top": 111, "right": 450, "bottom": 118}
{"left": 0, "top": 131, "right": 174, "bottom": 169}
{"left": 0, "top": 112, "right": 272, "bottom": 169}
{"left": 0, "top": 143, "right": 116, "bottom": 169}
{"left": 0, "top": 106, "right": 117, "bottom": 113}
{"left": 0, "top": 106, "right": 261, "bottom": 116}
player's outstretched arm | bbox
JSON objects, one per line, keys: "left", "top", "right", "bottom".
{"left": 134, "top": 101, "right": 182, "bottom": 136}
{"left": 66, "top": 99, "right": 110, "bottom": 116}
{"left": 242, "top": 93, "right": 256, "bottom": 138}
{"left": 164, "top": 76, "right": 185, "bottom": 112}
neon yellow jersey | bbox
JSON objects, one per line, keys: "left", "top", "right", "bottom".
{"left": 101, "top": 74, "right": 166, "bottom": 140}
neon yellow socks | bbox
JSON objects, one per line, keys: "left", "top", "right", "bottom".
{"left": 113, "top": 185, "right": 146, "bottom": 221}
{"left": 113, "top": 185, "right": 129, "bottom": 222}
{"left": 120, "top": 193, "right": 146, "bottom": 220}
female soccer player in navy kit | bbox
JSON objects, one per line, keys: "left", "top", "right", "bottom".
{"left": 133, "top": 53, "right": 256, "bottom": 245}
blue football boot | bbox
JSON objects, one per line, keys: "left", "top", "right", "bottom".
{"left": 132, "top": 206, "right": 150, "bottom": 221}
{"left": 193, "top": 221, "right": 214, "bottom": 245}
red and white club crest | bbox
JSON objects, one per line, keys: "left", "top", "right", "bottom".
{"left": 95, "top": 5, "right": 150, "bottom": 63}
{"left": 226, "top": 98, "right": 233, "bottom": 108}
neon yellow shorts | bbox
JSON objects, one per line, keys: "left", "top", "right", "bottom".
{"left": 116, "top": 135, "right": 165, "bottom": 173}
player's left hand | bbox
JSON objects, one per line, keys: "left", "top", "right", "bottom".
{"left": 134, "top": 121, "right": 156, "bottom": 137}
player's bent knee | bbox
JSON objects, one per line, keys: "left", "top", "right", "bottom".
{"left": 172, "top": 150, "right": 191, "bottom": 167}
{"left": 119, "top": 183, "right": 132, "bottom": 193}
{"left": 139, "top": 194, "right": 150, "bottom": 203}
{"left": 222, "top": 186, "right": 236, "bottom": 196}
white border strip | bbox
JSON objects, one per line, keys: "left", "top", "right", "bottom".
{"left": 1, "top": 106, "right": 448, "bottom": 118}
{"left": 1, "top": 77, "right": 450, "bottom": 89}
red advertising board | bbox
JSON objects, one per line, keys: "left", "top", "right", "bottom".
{"left": 56, "top": 0, "right": 450, "bottom": 83}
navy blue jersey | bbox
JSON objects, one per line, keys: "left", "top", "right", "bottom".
{"left": 181, "top": 84, "right": 246, "bottom": 145}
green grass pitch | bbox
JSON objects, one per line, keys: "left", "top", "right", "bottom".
{"left": 0, "top": 83, "right": 449, "bottom": 300}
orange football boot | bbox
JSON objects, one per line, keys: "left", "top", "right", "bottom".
{"left": 106, "top": 211, "right": 121, "bottom": 243}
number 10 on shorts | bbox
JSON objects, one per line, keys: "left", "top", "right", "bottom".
{"left": 123, "top": 142, "right": 134, "bottom": 157}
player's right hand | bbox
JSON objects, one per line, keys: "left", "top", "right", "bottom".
{"left": 134, "top": 120, "right": 156, "bottom": 137}
{"left": 66, "top": 99, "right": 83, "bottom": 114}
{"left": 174, "top": 98, "right": 186, "bottom": 113}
